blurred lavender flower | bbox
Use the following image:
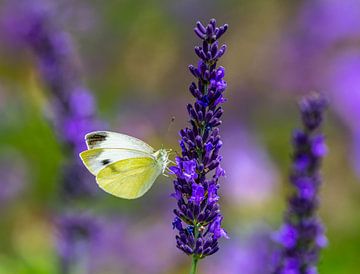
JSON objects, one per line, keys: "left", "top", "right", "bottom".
{"left": 272, "top": 94, "right": 328, "bottom": 274}
{"left": 2, "top": 1, "right": 102, "bottom": 273}
{"left": 2, "top": 0, "right": 102, "bottom": 198}
{"left": 56, "top": 213, "right": 100, "bottom": 274}
{"left": 203, "top": 228, "right": 274, "bottom": 274}
{"left": 89, "top": 216, "right": 180, "bottom": 274}
{"left": 324, "top": 51, "right": 360, "bottom": 176}
{"left": 221, "top": 128, "right": 279, "bottom": 205}
{"left": 276, "top": 0, "right": 360, "bottom": 177}
{"left": 298, "top": 0, "right": 360, "bottom": 45}
{"left": 170, "top": 18, "right": 229, "bottom": 272}
{"left": 277, "top": 0, "right": 360, "bottom": 92}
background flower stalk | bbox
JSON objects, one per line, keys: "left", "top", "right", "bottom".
{"left": 272, "top": 94, "right": 328, "bottom": 274}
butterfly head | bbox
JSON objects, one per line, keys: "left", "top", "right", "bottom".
{"left": 154, "top": 148, "right": 171, "bottom": 174}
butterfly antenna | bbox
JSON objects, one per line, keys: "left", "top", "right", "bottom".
{"left": 164, "top": 116, "right": 176, "bottom": 141}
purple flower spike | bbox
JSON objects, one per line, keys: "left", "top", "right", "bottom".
{"left": 272, "top": 94, "right": 328, "bottom": 274}
{"left": 171, "top": 19, "right": 229, "bottom": 265}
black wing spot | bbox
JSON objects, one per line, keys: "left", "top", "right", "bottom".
{"left": 87, "top": 133, "right": 108, "bottom": 146}
{"left": 102, "top": 159, "right": 111, "bottom": 165}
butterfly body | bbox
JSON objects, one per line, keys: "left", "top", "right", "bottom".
{"left": 79, "top": 131, "right": 170, "bottom": 199}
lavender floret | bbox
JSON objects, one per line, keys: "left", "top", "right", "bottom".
{"left": 272, "top": 94, "right": 328, "bottom": 274}
{"left": 170, "top": 19, "right": 229, "bottom": 263}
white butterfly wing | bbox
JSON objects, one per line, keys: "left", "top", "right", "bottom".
{"left": 79, "top": 148, "right": 152, "bottom": 175}
{"left": 85, "top": 131, "right": 154, "bottom": 153}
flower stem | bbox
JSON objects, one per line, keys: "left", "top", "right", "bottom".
{"left": 189, "top": 256, "right": 199, "bottom": 274}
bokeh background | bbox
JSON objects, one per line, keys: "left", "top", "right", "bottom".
{"left": 0, "top": 0, "right": 360, "bottom": 273}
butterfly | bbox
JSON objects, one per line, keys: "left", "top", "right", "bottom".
{"left": 79, "top": 131, "right": 171, "bottom": 199}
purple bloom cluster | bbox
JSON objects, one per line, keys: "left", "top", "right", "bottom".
{"left": 272, "top": 94, "right": 328, "bottom": 274}
{"left": 170, "top": 19, "right": 229, "bottom": 259}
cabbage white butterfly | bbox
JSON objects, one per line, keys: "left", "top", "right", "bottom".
{"left": 79, "top": 131, "right": 170, "bottom": 199}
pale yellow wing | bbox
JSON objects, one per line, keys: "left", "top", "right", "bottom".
{"left": 96, "top": 157, "right": 162, "bottom": 199}
{"left": 79, "top": 148, "right": 152, "bottom": 175}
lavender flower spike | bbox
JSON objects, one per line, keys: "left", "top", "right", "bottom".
{"left": 272, "top": 94, "right": 328, "bottom": 274}
{"left": 170, "top": 19, "right": 229, "bottom": 273}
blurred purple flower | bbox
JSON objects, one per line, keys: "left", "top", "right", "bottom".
{"left": 294, "top": 177, "right": 316, "bottom": 200}
{"left": 273, "top": 224, "right": 299, "bottom": 249}
{"left": 299, "top": 0, "right": 360, "bottom": 44}
{"left": 90, "top": 216, "right": 180, "bottom": 274}
{"left": 310, "top": 135, "right": 327, "bottom": 158}
{"left": 324, "top": 52, "right": 360, "bottom": 131}
{"left": 203, "top": 228, "right": 274, "bottom": 274}
{"left": 281, "top": 258, "right": 301, "bottom": 274}
{"left": 277, "top": 0, "right": 360, "bottom": 92}
{"left": 1, "top": 0, "right": 103, "bottom": 198}
{"left": 323, "top": 51, "right": 360, "bottom": 176}
{"left": 221, "top": 128, "right": 279, "bottom": 205}
{"left": 171, "top": 19, "right": 229, "bottom": 264}
{"left": 275, "top": 0, "right": 360, "bottom": 177}
{"left": 2, "top": 2, "right": 104, "bottom": 273}
{"left": 272, "top": 94, "right": 328, "bottom": 274}
{"left": 56, "top": 212, "right": 100, "bottom": 274}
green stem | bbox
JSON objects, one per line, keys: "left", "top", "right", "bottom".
{"left": 189, "top": 256, "right": 199, "bottom": 274}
